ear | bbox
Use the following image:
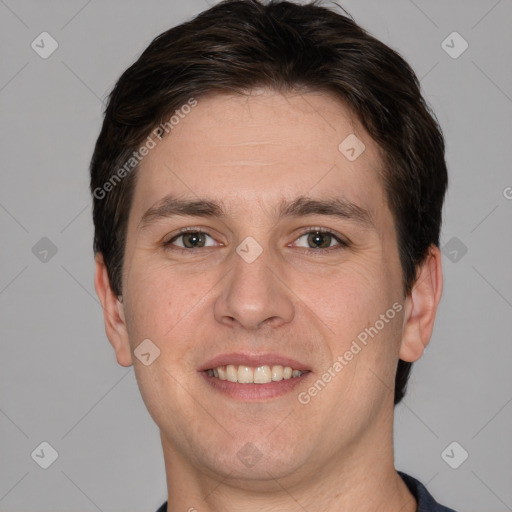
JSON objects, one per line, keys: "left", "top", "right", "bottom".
{"left": 399, "top": 245, "right": 443, "bottom": 362}
{"left": 94, "top": 253, "right": 133, "bottom": 367}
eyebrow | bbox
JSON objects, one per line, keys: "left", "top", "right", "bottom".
{"left": 138, "top": 194, "right": 375, "bottom": 230}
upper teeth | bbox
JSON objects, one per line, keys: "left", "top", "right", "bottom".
{"left": 206, "top": 364, "right": 304, "bottom": 384}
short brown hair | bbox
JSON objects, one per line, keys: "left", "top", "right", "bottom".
{"left": 90, "top": 0, "right": 448, "bottom": 405}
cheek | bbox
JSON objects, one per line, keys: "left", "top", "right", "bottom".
{"left": 312, "top": 259, "right": 403, "bottom": 378}
{"left": 309, "top": 259, "right": 389, "bottom": 333}
{"left": 122, "top": 257, "right": 207, "bottom": 348}
{"left": 121, "top": 259, "right": 208, "bottom": 420}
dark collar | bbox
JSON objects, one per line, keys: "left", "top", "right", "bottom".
{"left": 398, "top": 471, "right": 458, "bottom": 512}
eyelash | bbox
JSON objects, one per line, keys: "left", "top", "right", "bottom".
{"left": 162, "top": 226, "right": 349, "bottom": 255}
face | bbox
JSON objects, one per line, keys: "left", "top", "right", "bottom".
{"left": 105, "top": 89, "right": 414, "bottom": 486}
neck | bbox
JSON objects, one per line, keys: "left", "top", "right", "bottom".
{"left": 159, "top": 404, "right": 416, "bottom": 512}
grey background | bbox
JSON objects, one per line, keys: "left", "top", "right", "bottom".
{"left": 1, "top": 0, "right": 511, "bottom": 511}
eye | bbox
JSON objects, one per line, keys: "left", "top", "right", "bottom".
{"left": 162, "top": 227, "right": 348, "bottom": 253}
{"left": 292, "top": 228, "right": 348, "bottom": 253}
{"left": 164, "top": 228, "right": 218, "bottom": 250}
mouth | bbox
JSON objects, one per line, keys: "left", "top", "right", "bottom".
{"left": 199, "top": 353, "right": 312, "bottom": 401}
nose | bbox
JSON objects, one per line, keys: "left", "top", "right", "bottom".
{"left": 214, "top": 241, "right": 295, "bottom": 331}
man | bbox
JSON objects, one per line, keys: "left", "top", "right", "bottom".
{"left": 91, "top": 0, "right": 456, "bottom": 510}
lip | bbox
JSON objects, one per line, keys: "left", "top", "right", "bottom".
{"left": 198, "top": 352, "right": 311, "bottom": 372}
{"left": 198, "top": 352, "right": 312, "bottom": 402}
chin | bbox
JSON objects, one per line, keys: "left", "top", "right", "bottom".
{"left": 196, "top": 439, "right": 307, "bottom": 484}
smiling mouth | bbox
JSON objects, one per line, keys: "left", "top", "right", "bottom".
{"left": 205, "top": 364, "right": 308, "bottom": 384}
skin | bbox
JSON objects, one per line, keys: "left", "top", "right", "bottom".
{"left": 95, "top": 88, "right": 443, "bottom": 512}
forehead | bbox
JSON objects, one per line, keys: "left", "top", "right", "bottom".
{"left": 129, "top": 89, "right": 389, "bottom": 228}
